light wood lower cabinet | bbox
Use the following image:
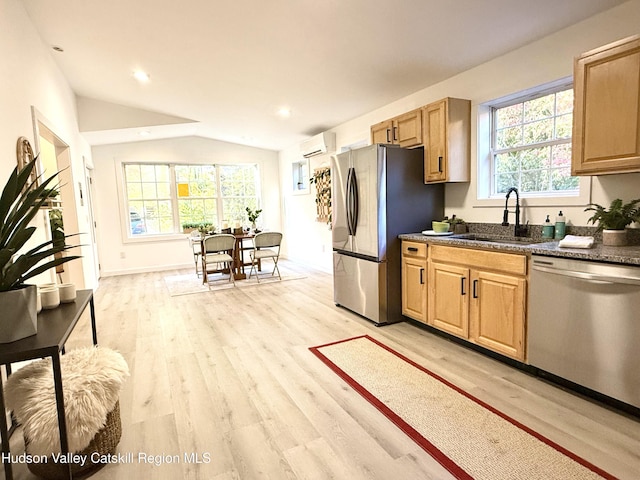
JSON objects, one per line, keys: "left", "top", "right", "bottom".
{"left": 427, "top": 245, "right": 527, "bottom": 361}
{"left": 469, "top": 269, "right": 526, "bottom": 360}
{"left": 401, "top": 241, "right": 428, "bottom": 324}
{"left": 428, "top": 261, "right": 469, "bottom": 337}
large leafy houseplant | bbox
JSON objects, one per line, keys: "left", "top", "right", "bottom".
{"left": 584, "top": 198, "right": 640, "bottom": 246}
{"left": 584, "top": 198, "right": 640, "bottom": 231}
{"left": 0, "top": 160, "right": 80, "bottom": 342}
{"left": 1, "top": 160, "right": 80, "bottom": 290}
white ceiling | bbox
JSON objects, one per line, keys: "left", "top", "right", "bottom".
{"left": 21, "top": 0, "right": 626, "bottom": 151}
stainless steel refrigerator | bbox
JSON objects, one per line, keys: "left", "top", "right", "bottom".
{"left": 332, "top": 144, "right": 444, "bottom": 325}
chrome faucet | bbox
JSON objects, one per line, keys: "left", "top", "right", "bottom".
{"left": 502, "top": 187, "right": 527, "bottom": 237}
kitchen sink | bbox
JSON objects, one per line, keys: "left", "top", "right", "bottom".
{"left": 451, "top": 234, "right": 545, "bottom": 245}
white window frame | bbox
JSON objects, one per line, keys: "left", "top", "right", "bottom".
{"left": 476, "top": 77, "right": 591, "bottom": 209}
{"left": 115, "top": 160, "right": 261, "bottom": 243}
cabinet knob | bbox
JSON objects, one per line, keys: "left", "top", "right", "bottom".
{"left": 438, "top": 156, "right": 443, "bottom": 172}
{"left": 473, "top": 279, "right": 478, "bottom": 298}
{"left": 420, "top": 268, "right": 425, "bottom": 285}
{"left": 461, "top": 277, "right": 466, "bottom": 295}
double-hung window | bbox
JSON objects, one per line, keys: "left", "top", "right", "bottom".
{"left": 122, "top": 163, "right": 261, "bottom": 238}
{"left": 490, "top": 85, "right": 578, "bottom": 197}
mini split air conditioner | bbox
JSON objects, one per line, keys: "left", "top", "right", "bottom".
{"left": 301, "top": 132, "right": 336, "bottom": 158}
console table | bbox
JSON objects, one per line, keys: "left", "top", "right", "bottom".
{"left": 0, "top": 289, "right": 97, "bottom": 480}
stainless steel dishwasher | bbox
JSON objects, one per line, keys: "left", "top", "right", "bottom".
{"left": 528, "top": 255, "right": 640, "bottom": 410}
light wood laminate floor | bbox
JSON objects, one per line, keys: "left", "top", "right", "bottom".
{"left": 5, "top": 261, "right": 640, "bottom": 479}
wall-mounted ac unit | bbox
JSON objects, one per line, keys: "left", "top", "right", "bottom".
{"left": 301, "top": 132, "right": 335, "bottom": 158}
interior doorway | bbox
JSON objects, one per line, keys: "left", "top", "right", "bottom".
{"left": 32, "top": 107, "right": 86, "bottom": 288}
{"left": 84, "top": 157, "right": 101, "bottom": 281}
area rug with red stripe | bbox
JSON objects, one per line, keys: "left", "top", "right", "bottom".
{"left": 309, "top": 335, "right": 616, "bottom": 480}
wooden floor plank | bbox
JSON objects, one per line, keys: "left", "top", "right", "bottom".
{"left": 3, "top": 260, "right": 640, "bottom": 479}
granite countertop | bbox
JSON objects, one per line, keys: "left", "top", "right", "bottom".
{"left": 399, "top": 224, "right": 640, "bottom": 266}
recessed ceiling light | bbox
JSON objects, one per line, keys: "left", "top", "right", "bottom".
{"left": 133, "top": 70, "right": 150, "bottom": 83}
{"left": 277, "top": 107, "right": 291, "bottom": 118}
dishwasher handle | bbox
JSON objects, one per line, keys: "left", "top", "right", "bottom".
{"left": 532, "top": 264, "right": 640, "bottom": 286}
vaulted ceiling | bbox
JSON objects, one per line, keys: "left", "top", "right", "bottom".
{"left": 21, "top": 0, "right": 627, "bottom": 151}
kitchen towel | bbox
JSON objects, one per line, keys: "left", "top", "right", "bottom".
{"left": 558, "top": 235, "right": 594, "bottom": 249}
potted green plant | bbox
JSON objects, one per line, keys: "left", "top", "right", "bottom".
{"left": 0, "top": 160, "right": 80, "bottom": 343}
{"left": 245, "top": 207, "right": 262, "bottom": 232}
{"left": 442, "top": 215, "right": 467, "bottom": 234}
{"left": 585, "top": 198, "right": 640, "bottom": 246}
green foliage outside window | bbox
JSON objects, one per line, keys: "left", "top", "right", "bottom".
{"left": 123, "top": 163, "right": 260, "bottom": 237}
{"left": 492, "top": 87, "right": 578, "bottom": 196}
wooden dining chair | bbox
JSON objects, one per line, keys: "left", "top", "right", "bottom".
{"left": 202, "top": 234, "right": 236, "bottom": 287}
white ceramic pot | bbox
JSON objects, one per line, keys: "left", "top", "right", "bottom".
{"left": 40, "top": 287, "right": 60, "bottom": 310}
{"left": 58, "top": 283, "right": 76, "bottom": 303}
{"left": 602, "top": 229, "right": 628, "bottom": 246}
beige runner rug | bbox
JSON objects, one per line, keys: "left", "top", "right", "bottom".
{"left": 310, "top": 335, "right": 616, "bottom": 480}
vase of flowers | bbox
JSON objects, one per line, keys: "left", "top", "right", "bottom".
{"left": 246, "top": 207, "right": 262, "bottom": 232}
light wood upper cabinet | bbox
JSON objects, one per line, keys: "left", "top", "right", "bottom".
{"left": 423, "top": 98, "right": 470, "bottom": 183}
{"left": 394, "top": 109, "right": 423, "bottom": 147}
{"left": 371, "top": 119, "right": 394, "bottom": 144}
{"left": 572, "top": 35, "right": 640, "bottom": 175}
{"left": 371, "top": 108, "right": 423, "bottom": 148}
{"left": 401, "top": 241, "right": 428, "bottom": 324}
{"left": 427, "top": 245, "right": 527, "bottom": 361}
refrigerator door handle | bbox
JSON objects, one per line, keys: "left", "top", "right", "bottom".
{"left": 347, "top": 167, "right": 359, "bottom": 235}
{"left": 346, "top": 167, "right": 353, "bottom": 235}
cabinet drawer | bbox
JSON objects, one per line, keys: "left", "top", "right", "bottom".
{"left": 429, "top": 244, "right": 526, "bottom": 276}
{"left": 402, "top": 241, "right": 427, "bottom": 258}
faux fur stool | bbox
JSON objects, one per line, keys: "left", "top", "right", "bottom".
{"left": 4, "top": 347, "right": 129, "bottom": 479}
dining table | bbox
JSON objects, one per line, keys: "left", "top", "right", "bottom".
{"left": 189, "top": 232, "right": 259, "bottom": 280}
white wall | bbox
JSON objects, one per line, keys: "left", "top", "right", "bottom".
{"left": 279, "top": 152, "right": 334, "bottom": 273}
{"left": 0, "top": 0, "right": 97, "bottom": 289}
{"left": 91, "top": 136, "right": 281, "bottom": 276}
{"left": 279, "top": 0, "right": 640, "bottom": 271}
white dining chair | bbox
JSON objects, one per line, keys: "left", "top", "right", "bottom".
{"left": 202, "top": 234, "right": 236, "bottom": 287}
{"left": 248, "top": 232, "right": 283, "bottom": 282}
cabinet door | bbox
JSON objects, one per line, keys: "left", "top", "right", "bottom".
{"left": 395, "top": 109, "right": 423, "bottom": 148}
{"left": 423, "top": 100, "right": 447, "bottom": 183}
{"left": 402, "top": 255, "right": 427, "bottom": 323}
{"left": 572, "top": 35, "right": 640, "bottom": 175}
{"left": 428, "top": 261, "right": 469, "bottom": 338}
{"left": 371, "top": 120, "right": 393, "bottom": 144}
{"left": 469, "top": 270, "right": 526, "bottom": 361}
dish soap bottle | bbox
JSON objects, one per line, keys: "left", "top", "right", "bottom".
{"left": 554, "top": 211, "right": 566, "bottom": 240}
{"left": 542, "top": 215, "right": 555, "bottom": 240}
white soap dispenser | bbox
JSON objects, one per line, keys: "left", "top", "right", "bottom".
{"left": 554, "top": 211, "right": 566, "bottom": 240}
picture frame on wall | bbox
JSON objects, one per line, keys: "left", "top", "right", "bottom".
{"left": 16, "top": 136, "right": 38, "bottom": 191}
